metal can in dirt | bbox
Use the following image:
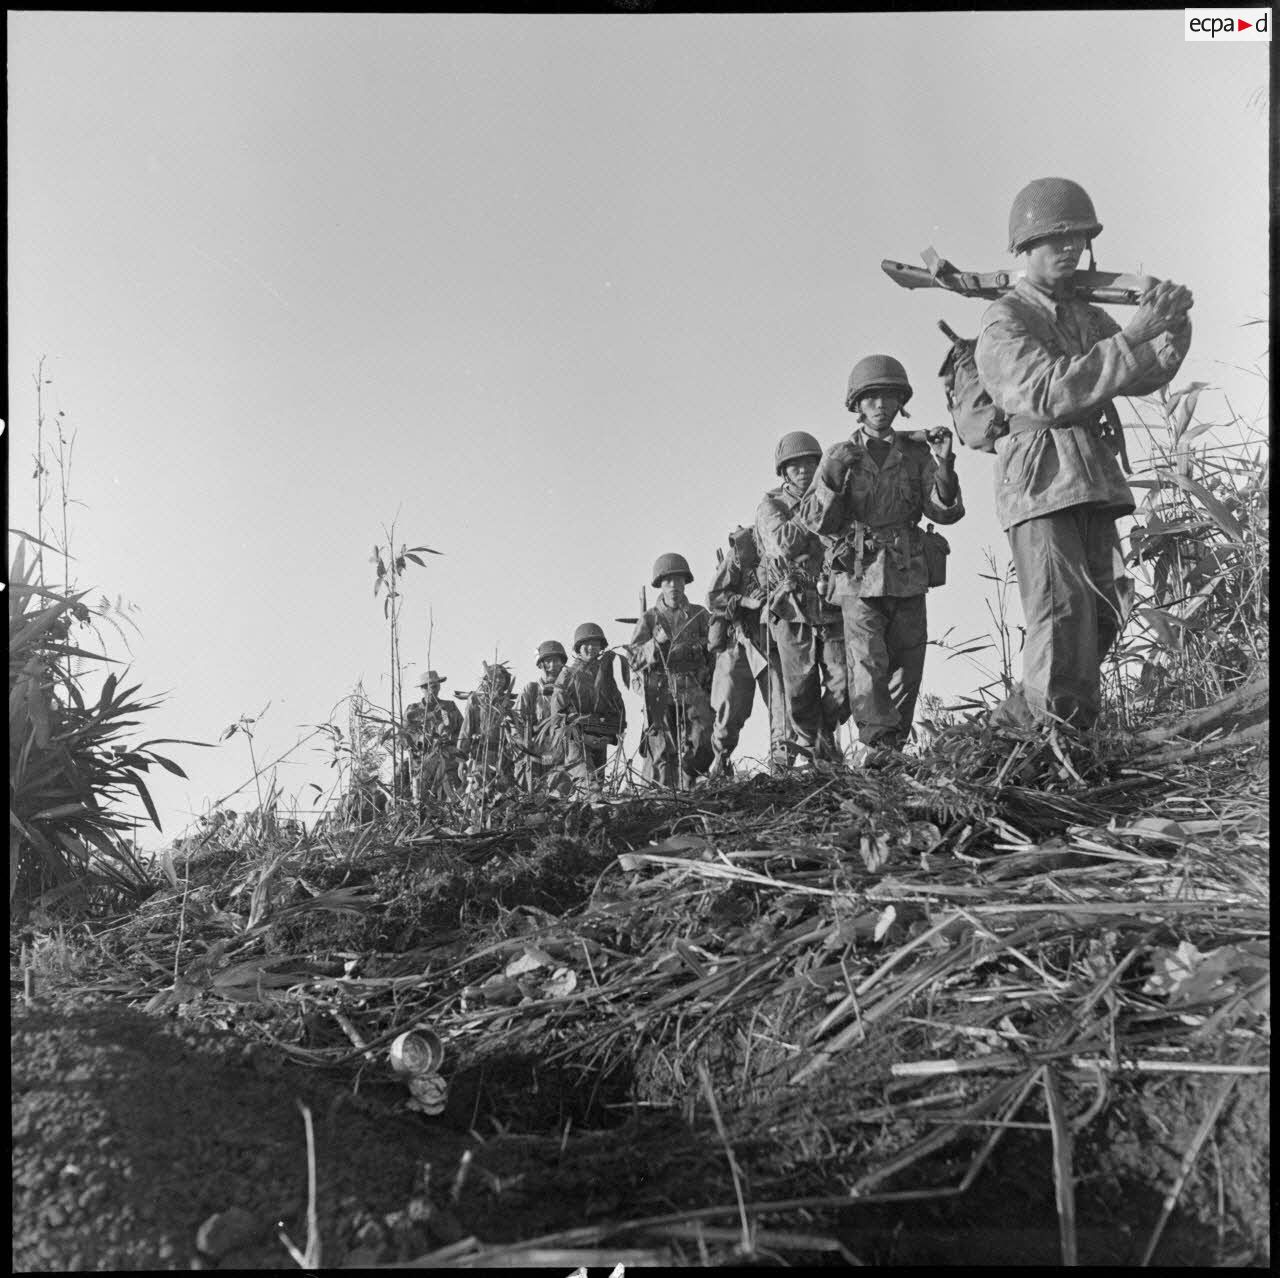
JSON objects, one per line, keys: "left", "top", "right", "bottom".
{"left": 388, "top": 1028, "right": 444, "bottom": 1076}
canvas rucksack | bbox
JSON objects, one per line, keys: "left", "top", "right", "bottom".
{"left": 936, "top": 319, "right": 1008, "bottom": 453}
{"left": 728, "top": 523, "right": 760, "bottom": 578}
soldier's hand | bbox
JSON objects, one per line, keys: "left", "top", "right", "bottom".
{"left": 1124, "top": 280, "right": 1192, "bottom": 346}
{"left": 817, "top": 443, "right": 853, "bottom": 489}
{"left": 926, "top": 427, "right": 954, "bottom": 464}
{"left": 739, "top": 593, "right": 764, "bottom": 610}
{"left": 653, "top": 624, "right": 670, "bottom": 645}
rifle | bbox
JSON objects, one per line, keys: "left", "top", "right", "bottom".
{"left": 614, "top": 585, "right": 648, "bottom": 629}
{"left": 882, "top": 246, "right": 1156, "bottom": 307}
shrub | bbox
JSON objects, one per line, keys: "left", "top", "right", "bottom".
{"left": 9, "top": 532, "right": 197, "bottom": 913}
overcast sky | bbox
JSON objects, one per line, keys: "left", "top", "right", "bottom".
{"left": 8, "top": 11, "right": 1270, "bottom": 844}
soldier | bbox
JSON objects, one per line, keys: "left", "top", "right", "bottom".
{"left": 456, "top": 662, "right": 519, "bottom": 796}
{"left": 516, "top": 640, "right": 569, "bottom": 792}
{"left": 549, "top": 623, "right": 628, "bottom": 794}
{"left": 402, "top": 670, "right": 463, "bottom": 809}
{"left": 800, "top": 355, "right": 965, "bottom": 753}
{"left": 756, "top": 431, "right": 849, "bottom": 766}
{"left": 629, "top": 553, "right": 714, "bottom": 789}
{"left": 705, "top": 524, "right": 787, "bottom": 778}
{"left": 975, "top": 178, "right": 1192, "bottom": 730}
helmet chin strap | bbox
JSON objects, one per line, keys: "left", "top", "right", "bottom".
{"left": 1086, "top": 239, "right": 1096, "bottom": 272}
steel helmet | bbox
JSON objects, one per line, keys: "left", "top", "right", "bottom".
{"left": 572, "top": 622, "right": 607, "bottom": 652}
{"left": 651, "top": 552, "right": 694, "bottom": 587}
{"left": 774, "top": 431, "right": 823, "bottom": 476}
{"left": 1007, "top": 178, "right": 1102, "bottom": 253}
{"left": 845, "top": 355, "right": 913, "bottom": 413}
{"left": 536, "top": 639, "right": 568, "bottom": 665}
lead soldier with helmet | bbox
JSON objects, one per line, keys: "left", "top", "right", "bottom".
{"left": 516, "top": 640, "right": 570, "bottom": 792}
{"left": 549, "top": 622, "right": 628, "bottom": 793}
{"left": 628, "top": 553, "right": 715, "bottom": 789}
{"left": 800, "top": 355, "right": 965, "bottom": 754}
{"left": 756, "top": 431, "right": 849, "bottom": 765}
{"left": 976, "top": 177, "right": 1192, "bottom": 730}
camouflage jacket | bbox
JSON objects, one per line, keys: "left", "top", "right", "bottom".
{"left": 550, "top": 653, "right": 627, "bottom": 742}
{"left": 457, "top": 691, "right": 517, "bottom": 761}
{"left": 756, "top": 482, "right": 842, "bottom": 625}
{"left": 629, "top": 600, "right": 713, "bottom": 686}
{"left": 975, "top": 277, "right": 1191, "bottom": 531}
{"left": 404, "top": 696, "right": 463, "bottom": 755}
{"left": 800, "top": 427, "right": 964, "bottom": 601}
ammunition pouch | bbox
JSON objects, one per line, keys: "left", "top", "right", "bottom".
{"left": 922, "top": 527, "right": 951, "bottom": 588}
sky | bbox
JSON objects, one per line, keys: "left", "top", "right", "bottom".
{"left": 7, "top": 11, "right": 1271, "bottom": 846}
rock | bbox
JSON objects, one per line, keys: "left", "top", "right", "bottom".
{"left": 195, "top": 1206, "right": 260, "bottom": 1257}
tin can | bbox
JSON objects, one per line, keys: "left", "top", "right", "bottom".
{"left": 388, "top": 1028, "right": 444, "bottom": 1076}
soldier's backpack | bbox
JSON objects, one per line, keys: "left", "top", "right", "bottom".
{"left": 708, "top": 525, "right": 761, "bottom": 652}
{"left": 728, "top": 524, "right": 760, "bottom": 577}
{"left": 936, "top": 319, "right": 1008, "bottom": 453}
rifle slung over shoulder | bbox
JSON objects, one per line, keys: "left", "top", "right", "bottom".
{"left": 882, "top": 248, "right": 1153, "bottom": 307}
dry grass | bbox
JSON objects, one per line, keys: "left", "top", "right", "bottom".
{"left": 67, "top": 701, "right": 1268, "bottom": 1263}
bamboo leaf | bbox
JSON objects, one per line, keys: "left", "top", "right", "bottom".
{"left": 1169, "top": 473, "right": 1245, "bottom": 541}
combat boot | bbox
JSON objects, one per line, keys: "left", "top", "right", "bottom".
{"left": 707, "top": 751, "right": 733, "bottom": 780}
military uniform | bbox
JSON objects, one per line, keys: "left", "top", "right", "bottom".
{"left": 976, "top": 277, "right": 1190, "bottom": 725}
{"left": 755, "top": 487, "right": 848, "bottom": 760}
{"left": 516, "top": 674, "right": 565, "bottom": 792}
{"left": 801, "top": 428, "right": 964, "bottom": 747}
{"left": 550, "top": 651, "right": 627, "bottom": 792}
{"left": 705, "top": 530, "right": 787, "bottom": 771}
{"left": 404, "top": 692, "right": 464, "bottom": 807}
{"left": 457, "top": 666, "right": 518, "bottom": 793}
{"left": 629, "top": 597, "right": 714, "bottom": 789}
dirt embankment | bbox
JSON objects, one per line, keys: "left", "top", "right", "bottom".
{"left": 12, "top": 997, "right": 469, "bottom": 1270}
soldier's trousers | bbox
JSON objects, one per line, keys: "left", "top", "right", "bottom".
{"left": 842, "top": 593, "right": 928, "bottom": 747}
{"left": 642, "top": 676, "right": 713, "bottom": 789}
{"left": 710, "top": 643, "right": 786, "bottom": 762}
{"left": 414, "top": 751, "right": 456, "bottom": 806}
{"left": 768, "top": 617, "right": 849, "bottom": 757}
{"left": 563, "top": 732, "right": 611, "bottom": 793}
{"left": 1000, "top": 505, "right": 1122, "bottom": 730}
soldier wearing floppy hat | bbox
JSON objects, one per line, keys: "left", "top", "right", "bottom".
{"left": 403, "top": 669, "right": 463, "bottom": 808}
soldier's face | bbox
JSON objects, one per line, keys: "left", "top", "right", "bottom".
{"left": 1022, "top": 233, "right": 1085, "bottom": 289}
{"left": 659, "top": 574, "right": 687, "bottom": 604}
{"left": 783, "top": 457, "right": 818, "bottom": 493}
{"left": 857, "top": 392, "right": 900, "bottom": 433}
{"left": 424, "top": 682, "right": 442, "bottom": 701}
{"left": 540, "top": 655, "right": 566, "bottom": 680}
{"left": 576, "top": 640, "right": 603, "bottom": 661}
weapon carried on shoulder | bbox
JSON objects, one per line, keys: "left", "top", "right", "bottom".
{"left": 882, "top": 246, "right": 1156, "bottom": 307}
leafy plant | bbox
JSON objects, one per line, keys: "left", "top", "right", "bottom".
{"left": 8, "top": 531, "right": 204, "bottom": 912}
{"left": 370, "top": 522, "right": 441, "bottom": 808}
{"left": 1109, "top": 382, "right": 1268, "bottom": 719}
